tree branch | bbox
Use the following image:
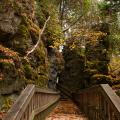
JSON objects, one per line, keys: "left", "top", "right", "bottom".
{"left": 24, "top": 16, "right": 50, "bottom": 58}
{"left": 62, "top": 14, "right": 84, "bottom": 33}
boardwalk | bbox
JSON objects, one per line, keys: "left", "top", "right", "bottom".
{"left": 4, "top": 84, "right": 120, "bottom": 120}
{"left": 45, "top": 99, "right": 88, "bottom": 120}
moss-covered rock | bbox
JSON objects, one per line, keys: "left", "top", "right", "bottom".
{"left": 0, "top": 0, "right": 46, "bottom": 101}
{"left": 0, "top": 0, "right": 63, "bottom": 112}
{"left": 91, "top": 74, "right": 113, "bottom": 85}
{"left": 85, "top": 23, "right": 112, "bottom": 86}
{"left": 59, "top": 46, "right": 85, "bottom": 92}
{"left": 0, "top": 93, "right": 19, "bottom": 112}
{"left": 47, "top": 48, "right": 64, "bottom": 89}
{"left": 0, "top": 0, "right": 51, "bottom": 92}
{"left": 10, "top": 24, "right": 31, "bottom": 55}
{"left": 0, "top": 45, "right": 25, "bottom": 94}
{"left": 115, "top": 89, "right": 120, "bottom": 96}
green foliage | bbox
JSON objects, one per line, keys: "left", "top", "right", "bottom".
{"left": 91, "top": 74, "right": 113, "bottom": 85}
{"left": 115, "top": 89, "right": 120, "bottom": 96}
{"left": 98, "top": 1, "right": 111, "bottom": 16}
{"left": 60, "top": 0, "right": 90, "bottom": 26}
{"left": 10, "top": 23, "right": 30, "bottom": 55}
{"left": 35, "top": 0, "right": 63, "bottom": 48}
{"left": 104, "top": 0, "right": 120, "bottom": 12}
{"left": 98, "top": 0, "right": 120, "bottom": 15}
{"left": 1, "top": 98, "right": 13, "bottom": 112}
{"left": 83, "top": 0, "right": 91, "bottom": 12}
{"left": 23, "top": 64, "right": 33, "bottom": 79}
{"left": 109, "top": 34, "right": 120, "bottom": 54}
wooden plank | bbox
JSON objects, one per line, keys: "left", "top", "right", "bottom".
{"left": 29, "top": 96, "right": 60, "bottom": 120}
{"left": 4, "top": 85, "right": 35, "bottom": 120}
{"left": 100, "top": 84, "right": 120, "bottom": 115}
{"left": 35, "top": 87, "right": 60, "bottom": 94}
{"left": 73, "top": 84, "right": 120, "bottom": 119}
{"left": 4, "top": 84, "right": 60, "bottom": 120}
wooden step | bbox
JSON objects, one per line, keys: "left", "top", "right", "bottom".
{"left": 45, "top": 100, "right": 88, "bottom": 120}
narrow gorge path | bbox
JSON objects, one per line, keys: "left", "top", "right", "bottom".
{"left": 45, "top": 99, "right": 88, "bottom": 120}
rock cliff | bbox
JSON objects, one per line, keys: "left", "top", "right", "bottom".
{"left": 0, "top": 0, "right": 63, "bottom": 111}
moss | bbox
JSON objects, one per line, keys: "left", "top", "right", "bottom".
{"left": 110, "top": 78, "right": 120, "bottom": 90}
{"left": 0, "top": 46, "right": 25, "bottom": 94}
{"left": 0, "top": 94, "right": 19, "bottom": 112}
{"left": 19, "top": 25, "right": 29, "bottom": 35}
{"left": 0, "top": 0, "right": 62, "bottom": 94}
{"left": 10, "top": 24, "right": 30, "bottom": 55}
{"left": 84, "top": 23, "right": 110, "bottom": 87}
{"left": 37, "top": 75, "right": 48, "bottom": 87}
{"left": 34, "top": 47, "right": 46, "bottom": 64}
{"left": 113, "top": 84, "right": 120, "bottom": 90}
{"left": 38, "top": 66, "right": 47, "bottom": 75}
{"left": 22, "top": 53, "right": 49, "bottom": 87}
{"left": 20, "top": 15, "right": 30, "bottom": 27}
{"left": 1, "top": 98, "right": 13, "bottom": 112}
{"left": 23, "top": 64, "right": 33, "bottom": 79}
{"left": 0, "top": 61, "right": 14, "bottom": 68}
{"left": 86, "top": 60, "right": 108, "bottom": 74}
{"left": 22, "top": 58, "right": 35, "bottom": 80}
{"left": 85, "top": 69, "right": 98, "bottom": 76}
{"left": 91, "top": 74, "right": 113, "bottom": 85}
{"left": 59, "top": 46, "right": 85, "bottom": 91}
{"left": 115, "top": 90, "right": 120, "bottom": 96}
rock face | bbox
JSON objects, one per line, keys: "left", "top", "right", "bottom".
{"left": 0, "top": 0, "right": 35, "bottom": 34}
{"left": 59, "top": 45, "right": 85, "bottom": 92}
{"left": 0, "top": 45, "right": 25, "bottom": 94}
{"left": 59, "top": 23, "right": 115, "bottom": 91}
{"left": 0, "top": 0, "right": 63, "bottom": 111}
{"left": 84, "top": 23, "right": 111, "bottom": 86}
{"left": 48, "top": 48, "right": 64, "bottom": 89}
{"left": 0, "top": 0, "right": 49, "bottom": 93}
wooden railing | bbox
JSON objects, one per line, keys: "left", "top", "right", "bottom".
{"left": 72, "top": 84, "right": 120, "bottom": 120}
{"left": 4, "top": 84, "right": 60, "bottom": 120}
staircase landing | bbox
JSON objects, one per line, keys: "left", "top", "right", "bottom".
{"left": 45, "top": 99, "right": 88, "bottom": 120}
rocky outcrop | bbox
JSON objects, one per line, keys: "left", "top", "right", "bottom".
{"left": 0, "top": 0, "right": 35, "bottom": 34}
{"left": 0, "top": 0, "right": 49, "bottom": 93}
{"left": 59, "top": 23, "right": 116, "bottom": 91}
{"left": 0, "top": 0, "right": 63, "bottom": 111}
{"left": 84, "top": 23, "right": 113, "bottom": 86}
{"left": 0, "top": 45, "right": 25, "bottom": 94}
{"left": 59, "top": 45, "right": 85, "bottom": 92}
{"left": 48, "top": 48, "right": 64, "bottom": 89}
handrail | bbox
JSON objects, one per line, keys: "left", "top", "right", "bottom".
{"left": 72, "top": 84, "right": 120, "bottom": 120}
{"left": 4, "top": 84, "right": 60, "bottom": 120}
